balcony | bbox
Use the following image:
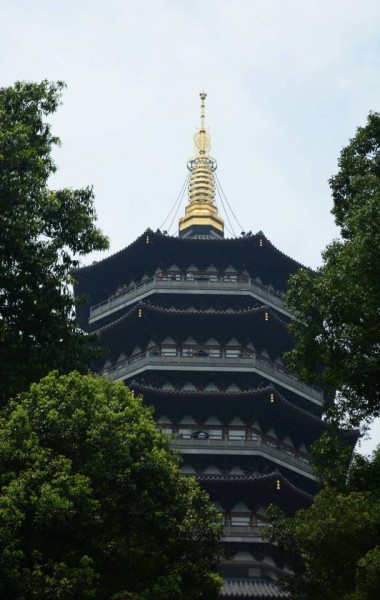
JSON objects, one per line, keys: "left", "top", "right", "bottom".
{"left": 89, "top": 274, "right": 290, "bottom": 324}
{"left": 104, "top": 350, "right": 323, "bottom": 405}
{"left": 171, "top": 436, "right": 315, "bottom": 479}
{"left": 222, "top": 524, "right": 268, "bottom": 543}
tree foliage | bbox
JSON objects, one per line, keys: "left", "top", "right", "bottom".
{"left": 0, "top": 80, "right": 109, "bottom": 405}
{"left": 0, "top": 371, "right": 223, "bottom": 600}
{"left": 268, "top": 113, "right": 380, "bottom": 598}
{"left": 285, "top": 112, "right": 380, "bottom": 427}
{"left": 267, "top": 439, "right": 380, "bottom": 600}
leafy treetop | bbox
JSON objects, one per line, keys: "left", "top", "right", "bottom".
{"left": 0, "top": 80, "right": 109, "bottom": 404}
{"left": 0, "top": 371, "right": 223, "bottom": 600}
{"left": 285, "top": 112, "right": 380, "bottom": 428}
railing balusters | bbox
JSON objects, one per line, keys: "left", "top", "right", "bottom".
{"left": 90, "top": 274, "right": 288, "bottom": 321}
{"left": 104, "top": 350, "right": 322, "bottom": 402}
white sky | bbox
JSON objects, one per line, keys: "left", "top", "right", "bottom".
{"left": 1, "top": 0, "right": 379, "bottom": 454}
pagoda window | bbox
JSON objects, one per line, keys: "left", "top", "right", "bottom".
{"left": 204, "top": 465, "right": 221, "bottom": 475}
{"left": 205, "top": 416, "right": 222, "bottom": 425}
{"left": 161, "top": 427, "right": 173, "bottom": 437}
{"left": 227, "top": 384, "right": 240, "bottom": 392}
{"left": 255, "top": 507, "right": 267, "bottom": 527}
{"left": 162, "top": 382, "right": 175, "bottom": 390}
{"left": 182, "top": 382, "right": 197, "bottom": 390}
{"left": 180, "top": 464, "right": 196, "bottom": 474}
{"left": 248, "top": 568, "right": 262, "bottom": 577}
{"left": 208, "top": 348, "right": 221, "bottom": 358}
{"left": 267, "top": 428, "right": 278, "bottom": 438}
{"left": 178, "top": 428, "right": 192, "bottom": 439}
{"left": 161, "top": 347, "right": 177, "bottom": 357}
{"left": 203, "top": 383, "right": 219, "bottom": 391}
{"left": 225, "top": 348, "right": 240, "bottom": 358}
{"left": 179, "top": 416, "right": 197, "bottom": 425}
{"left": 229, "top": 466, "right": 245, "bottom": 475}
{"left": 228, "top": 429, "right": 246, "bottom": 441}
{"left": 232, "top": 551, "right": 254, "bottom": 562}
{"left": 231, "top": 516, "right": 251, "bottom": 527}
{"left": 181, "top": 347, "right": 193, "bottom": 357}
{"left": 209, "top": 429, "right": 223, "bottom": 440}
{"left": 157, "top": 415, "right": 171, "bottom": 424}
{"left": 283, "top": 436, "right": 294, "bottom": 447}
{"left": 162, "top": 336, "right": 176, "bottom": 344}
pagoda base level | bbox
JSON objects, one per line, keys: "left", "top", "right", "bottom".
{"left": 179, "top": 224, "right": 224, "bottom": 239}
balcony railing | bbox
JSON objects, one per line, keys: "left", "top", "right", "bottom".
{"left": 89, "top": 274, "right": 290, "bottom": 323}
{"left": 104, "top": 350, "right": 323, "bottom": 404}
{"left": 171, "top": 436, "right": 314, "bottom": 477}
{"left": 223, "top": 524, "right": 268, "bottom": 540}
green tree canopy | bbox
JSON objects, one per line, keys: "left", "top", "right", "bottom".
{"left": 0, "top": 80, "right": 109, "bottom": 404}
{"left": 267, "top": 440, "right": 380, "bottom": 600}
{"left": 0, "top": 371, "right": 222, "bottom": 600}
{"left": 285, "top": 112, "right": 380, "bottom": 428}
{"left": 267, "top": 113, "right": 380, "bottom": 599}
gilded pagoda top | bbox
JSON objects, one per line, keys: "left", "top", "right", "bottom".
{"left": 178, "top": 92, "right": 224, "bottom": 239}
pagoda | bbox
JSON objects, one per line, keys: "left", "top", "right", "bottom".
{"left": 74, "top": 93, "right": 327, "bottom": 598}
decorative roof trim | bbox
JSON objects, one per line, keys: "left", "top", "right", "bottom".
{"left": 221, "top": 578, "right": 289, "bottom": 598}
{"left": 130, "top": 383, "right": 326, "bottom": 426}
{"left": 97, "top": 301, "right": 289, "bottom": 333}
{"left": 197, "top": 471, "right": 314, "bottom": 500}
{"left": 76, "top": 229, "right": 308, "bottom": 273}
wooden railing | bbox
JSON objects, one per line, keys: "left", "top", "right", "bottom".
{"left": 171, "top": 436, "right": 314, "bottom": 476}
{"left": 103, "top": 350, "right": 323, "bottom": 403}
{"left": 89, "top": 274, "right": 289, "bottom": 323}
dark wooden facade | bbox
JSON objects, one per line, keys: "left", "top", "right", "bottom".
{"left": 74, "top": 229, "right": 325, "bottom": 598}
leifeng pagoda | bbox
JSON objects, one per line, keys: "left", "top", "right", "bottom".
{"left": 74, "top": 93, "right": 327, "bottom": 599}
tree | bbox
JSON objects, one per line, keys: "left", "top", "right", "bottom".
{"left": 0, "top": 80, "right": 109, "bottom": 405}
{"left": 285, "top": 112, "right": 380, "bottom": 427}
{"left": 267, "top": 113, "right": 380, "bottom": 598}
{"left": 267, "top": 440, "right": 380, "bottom": 600}
{"left": 0, "top": 371, "right": 223, "bottom": 600}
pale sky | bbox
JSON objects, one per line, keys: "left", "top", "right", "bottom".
{"left": 1, "top": 0, "right": 379, "bottom": 454}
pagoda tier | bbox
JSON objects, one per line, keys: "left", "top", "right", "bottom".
{"left": 199, "top": 472, "right": 313, "bottom": 514}
{"left": 104, "top": 354, "right": 323, "bottom": 415}
{"left": 198, "top": 472, "right": 313, "bottom": 590}
{"left": 129, "top": 383, "right": 328, "bottom": 447}
{"left": 87, "top": 273, "right": 292, "bottom": 329}
{"left": 130, "top": 383, "right": 319, "bottom": 495}
{"left": 97, "top": 303, "right": 292, "bottom": 363}
{"left": 75, "top": 233, "right": 321, "bottom": 599}
{"left": 74, "top": 229, "right": 307, "bottom": 328}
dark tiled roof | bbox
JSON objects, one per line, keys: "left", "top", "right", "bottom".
{"left": 221, "top": 579, "right": 289, "bottom": 598}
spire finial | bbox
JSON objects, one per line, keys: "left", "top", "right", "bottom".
{"left": 178, "top": 92, "right": 224, "bottom": 239}
{"left": 194, "top": 91, "right": 211, "bottom": 155}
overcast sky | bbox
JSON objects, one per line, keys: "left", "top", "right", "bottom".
{"left": 1, "top": 0, "right": 379, "bottom": 452}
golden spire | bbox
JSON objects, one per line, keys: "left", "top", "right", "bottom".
{"left": 179, "top": 92, "right": 224, "bottom": 238}
{"left": 194, "top": 91, "right": 211, "bottom": 155}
